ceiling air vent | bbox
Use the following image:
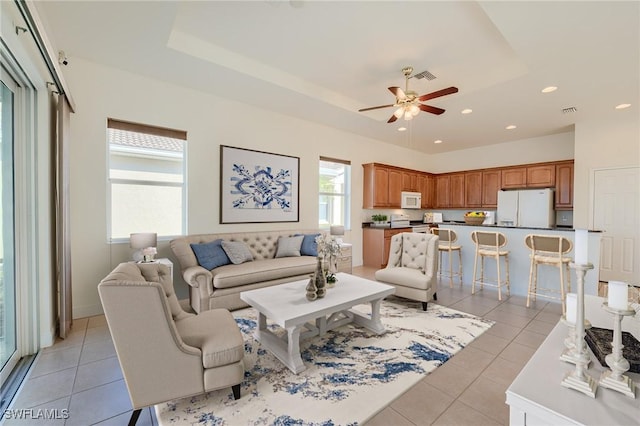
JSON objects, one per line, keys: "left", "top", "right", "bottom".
{"left": 413, "top": 69, "right": 437, "bottom": 80}
{"left": 562, "top": 106, "right": 577, "bottom": 114}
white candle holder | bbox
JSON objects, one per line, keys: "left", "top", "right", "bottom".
{"left": 561, "top": 263, "right": 597, "bottom": 397}
{"left": 599, "top": 302, "right": 637, "bottom": 398}
{"left": 560, "top": 316, "right": 592, "bottom": 365}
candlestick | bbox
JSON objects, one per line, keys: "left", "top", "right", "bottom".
{"left": 560, "top": 315, "right": 592, "bottom": 365}
{"left": 599, "top": 302, "right": 636, "bottom": 398}
{"left": 561, "top": 262, "right": 597, "bottom": 397}
{"left": 608, "top": 281, "right": 628, "bottom": 310}
{"left": 565, "top": 293, "right": 577, "bottom": 324}
{"left": 574, "top": 229, "right": 588, "bottom": 265}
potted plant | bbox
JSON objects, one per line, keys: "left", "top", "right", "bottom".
{"left": 372, "top": 214, "right": 388, "bottom": 226}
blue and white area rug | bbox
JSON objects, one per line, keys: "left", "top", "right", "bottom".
{"left": 155, "top": 296, "right": 493, "bottom": 425}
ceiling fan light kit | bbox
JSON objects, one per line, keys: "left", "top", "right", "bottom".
{"left": 359, "top": 66, "right": 458, "bottom": 123}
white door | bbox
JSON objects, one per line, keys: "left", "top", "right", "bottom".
{"left": 593, "top": 167, "right": 640, "bottom": 284}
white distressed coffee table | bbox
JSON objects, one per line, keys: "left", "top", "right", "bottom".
{"left": 240, "top": 272, "right": 395, "bottom": 373}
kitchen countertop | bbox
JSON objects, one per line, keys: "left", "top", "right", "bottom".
{"left": 362, "top": 221, "right": 597, "bottom": 232}
{"left": 435, "top": 221, "right": 600, "bottom": 232}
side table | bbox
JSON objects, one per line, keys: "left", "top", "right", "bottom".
{"left": 130, "top": 258, "right": 173, "bottom": 277}
{"left": 336, "top": 243, "right": 352, "bottom": 274}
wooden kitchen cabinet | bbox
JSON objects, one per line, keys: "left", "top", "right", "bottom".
{"left": 555, "top": 161, "right": 574, "bottom": 209}
{"left": 388, "top": 168, "right": 403, "bottom": 207}
{"left": 501, "top": 167, "right": 527, "bottom": 189}
{"left": 402, "top": 171, "right": 419, "bottom": 192}
{"left": 481, "top": 169, "right": 501, "bottom": 208}
{"left": 363, "top": 163, "right": 389, "bottom": 208}
{"left": 527, "top": 164, "right": 555, "bottom": 187}
{"left": 418, "top": 173, "right": 435, "bottom": 208}
{"left": 465, "top": 171, "right": 483, "bottom": 207}
{"left": 434, "top": 174, "right": 450, "bottom": 208}
{"left": 363, "top": 227, "right": 411, "bottom": 268}
{"left": 450, "top": 173, "right": 465, "bottom": 208}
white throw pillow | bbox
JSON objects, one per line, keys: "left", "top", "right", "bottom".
{"left": 275, "top": 235, "right": 304, "bottom": 258}
{"left": 221, "top": 241, "right": 254, "bottom": 264}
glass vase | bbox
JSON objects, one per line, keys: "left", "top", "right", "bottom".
{"left": 305, "top": 274, "right": 317, "bottom": 301}
{"left": 314, "top": 257, "right": 326, "bottom": 298}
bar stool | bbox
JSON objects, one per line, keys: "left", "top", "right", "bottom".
{"left": 471, "top": 231, "right": 510, "bottom": 300}
{"left": 430, "top": 228, "right": 462, "bottom": 287}
{"left": 524, "top": 234, "right": 572, "bottom": 313}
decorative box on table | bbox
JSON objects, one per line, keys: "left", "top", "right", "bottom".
{"left": 585, "top": 326, "right": 640, "bottom": 374}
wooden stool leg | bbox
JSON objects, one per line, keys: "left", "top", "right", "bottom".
{"left": 457, "top": 249, "right": 462, "bottom": 286}
{"left": 566, "top": 262, "right": 571, "bottom": 293}
{"left": 496, "top": 254, "right": 502, "bottom": 301}
{"left": 480, "top": 255, "right": 485, "bottom": 290}
{"left": 559, "top": 262, "right": 566, "bottom": 315}
{"left": 527, "top": 258, "right": 535, "bottom": 307}
{"left": 472, "top": 248, "right": 479, "bottom": 294}
{"left": 533, "top": 261, "right": 539, "bottom": 302}
{"left": 505, "top": 254, "right": 511, "bottom": 296}
{"left": 449, "top": 249, "right": 454, "bottom": 288}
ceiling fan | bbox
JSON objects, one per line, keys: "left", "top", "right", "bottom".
{"left": 359, "top": 66, "right": 459, "bottom": 123}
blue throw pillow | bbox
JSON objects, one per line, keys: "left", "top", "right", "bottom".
{"left": 296, "top": 233, "right": 320, "bottom": 256}
{"left": 190, "top": 239, "right": 231, "bottom": 270}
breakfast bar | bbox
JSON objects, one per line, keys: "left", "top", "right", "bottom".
{"left": 436, "top": 223, "right": 602, "bottom": 298}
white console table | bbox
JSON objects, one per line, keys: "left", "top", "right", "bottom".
{"left": 506, "top": 295, "right": 639, "bottom": 425}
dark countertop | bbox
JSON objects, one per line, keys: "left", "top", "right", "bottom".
{"left": 436, "top": 221, "right": 601, "bottom": 232}
{"left": 362, "top": 221, "right": 599, "bottom": 232}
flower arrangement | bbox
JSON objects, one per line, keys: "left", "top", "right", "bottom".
{"left": 315, "top": 233, "right": 341, "bottom": 260}
{"left": 315, "top": 233, "right": 342, "bottom": 284}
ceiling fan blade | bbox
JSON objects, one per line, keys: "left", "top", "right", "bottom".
{"left": 358, "top": 104, "right": 395, "bottom": 112}
{"left": 418, "top": 86, "right": 459, "bottom": 102}
{"left": 419, "top": 104, "right": 446, "bottom": 115}
{"left": 387, "top": 114, "right": 398, "bottom": 123}
{"left": 388, "top": 86, "right": 407, "bottom": 100}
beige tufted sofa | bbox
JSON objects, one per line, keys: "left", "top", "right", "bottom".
{"left": 375, "top": 232, "right": 439, "bottom": 311}
{"left": 171, "top": 230, "right": 321, "bottom": 312}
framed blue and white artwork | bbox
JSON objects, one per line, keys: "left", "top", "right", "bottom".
{"left": 220, "top": 145, "right": 300, "bottom": 223}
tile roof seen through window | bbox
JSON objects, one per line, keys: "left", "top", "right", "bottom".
{"left": 108, "top": 128, "right": 183, "bottom": 152}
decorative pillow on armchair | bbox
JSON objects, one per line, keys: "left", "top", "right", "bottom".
{"left": 190, "top": 239, "right": 231, "bottom": 270}
{"left": 275, "top": 235, "right": 304, "bottom": 258}
{"left": 221, "top": 240, "right": 254, "bottom": 264}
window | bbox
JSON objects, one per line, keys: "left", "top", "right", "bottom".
{"left": 319, "top": 157, "right": 350, "bottom": 229}
{"left": 108, "top": 119, "right": 186, "bottom": 240}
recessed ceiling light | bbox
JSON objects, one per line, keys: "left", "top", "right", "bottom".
{"left": 541, "top": 86, "right": 558, "bottom": 93}
{"left": 505, "top": 125, "right": 517, "bottom": 130}
{"left": 615, "top": 103, "right": 631, "bottom": 110}
{"left": 434, "top": 140, "right": 443, "bottom": 144}
{"left": 398, "top": 127, "right": 407, "bottom": 132}
{"left": 461, "top": 108, "right": 473, "bottom": 114}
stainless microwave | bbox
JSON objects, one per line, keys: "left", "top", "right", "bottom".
{"left": 401, "top": 191, "right": 422, "bottom": 209}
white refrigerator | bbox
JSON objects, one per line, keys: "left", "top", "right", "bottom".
{"left": 497, "top": 189, "right": 556, "bottom": 228}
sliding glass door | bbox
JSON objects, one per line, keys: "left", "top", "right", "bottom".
{"left": 0, "top": 76, "right": 17, "bottom": 385}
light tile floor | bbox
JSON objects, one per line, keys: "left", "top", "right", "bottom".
{"left": 7, "top": 266, "right": 564, "bottom": 425}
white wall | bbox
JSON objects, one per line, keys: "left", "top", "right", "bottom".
{"left": 573, "top": 115, "right": 640, "bottom": 228}
{"left": 64, "top": 57, "right": 434, "bottom": 318}
{"left": 64, "top": 57, "right": 637, "bottom": 318}
{"left": 425, "top": 131, "right": 575, "bottom": 173}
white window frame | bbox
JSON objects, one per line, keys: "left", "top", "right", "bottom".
{"left": 106, "top": 119, "right": 187, "bottom": 243}
{"left": 319, "top": 156, "right": 351, "bottom": 230}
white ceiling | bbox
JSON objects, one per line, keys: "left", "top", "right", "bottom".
{"left": 35, "top": 1, "right": 639, "bottom": 154}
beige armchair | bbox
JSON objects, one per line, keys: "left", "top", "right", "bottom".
{"left": 375, "top": 232, "right": 439, "bottom": 310}
{"left": 98, "top": 262, "right": 245, "bottom": 425}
